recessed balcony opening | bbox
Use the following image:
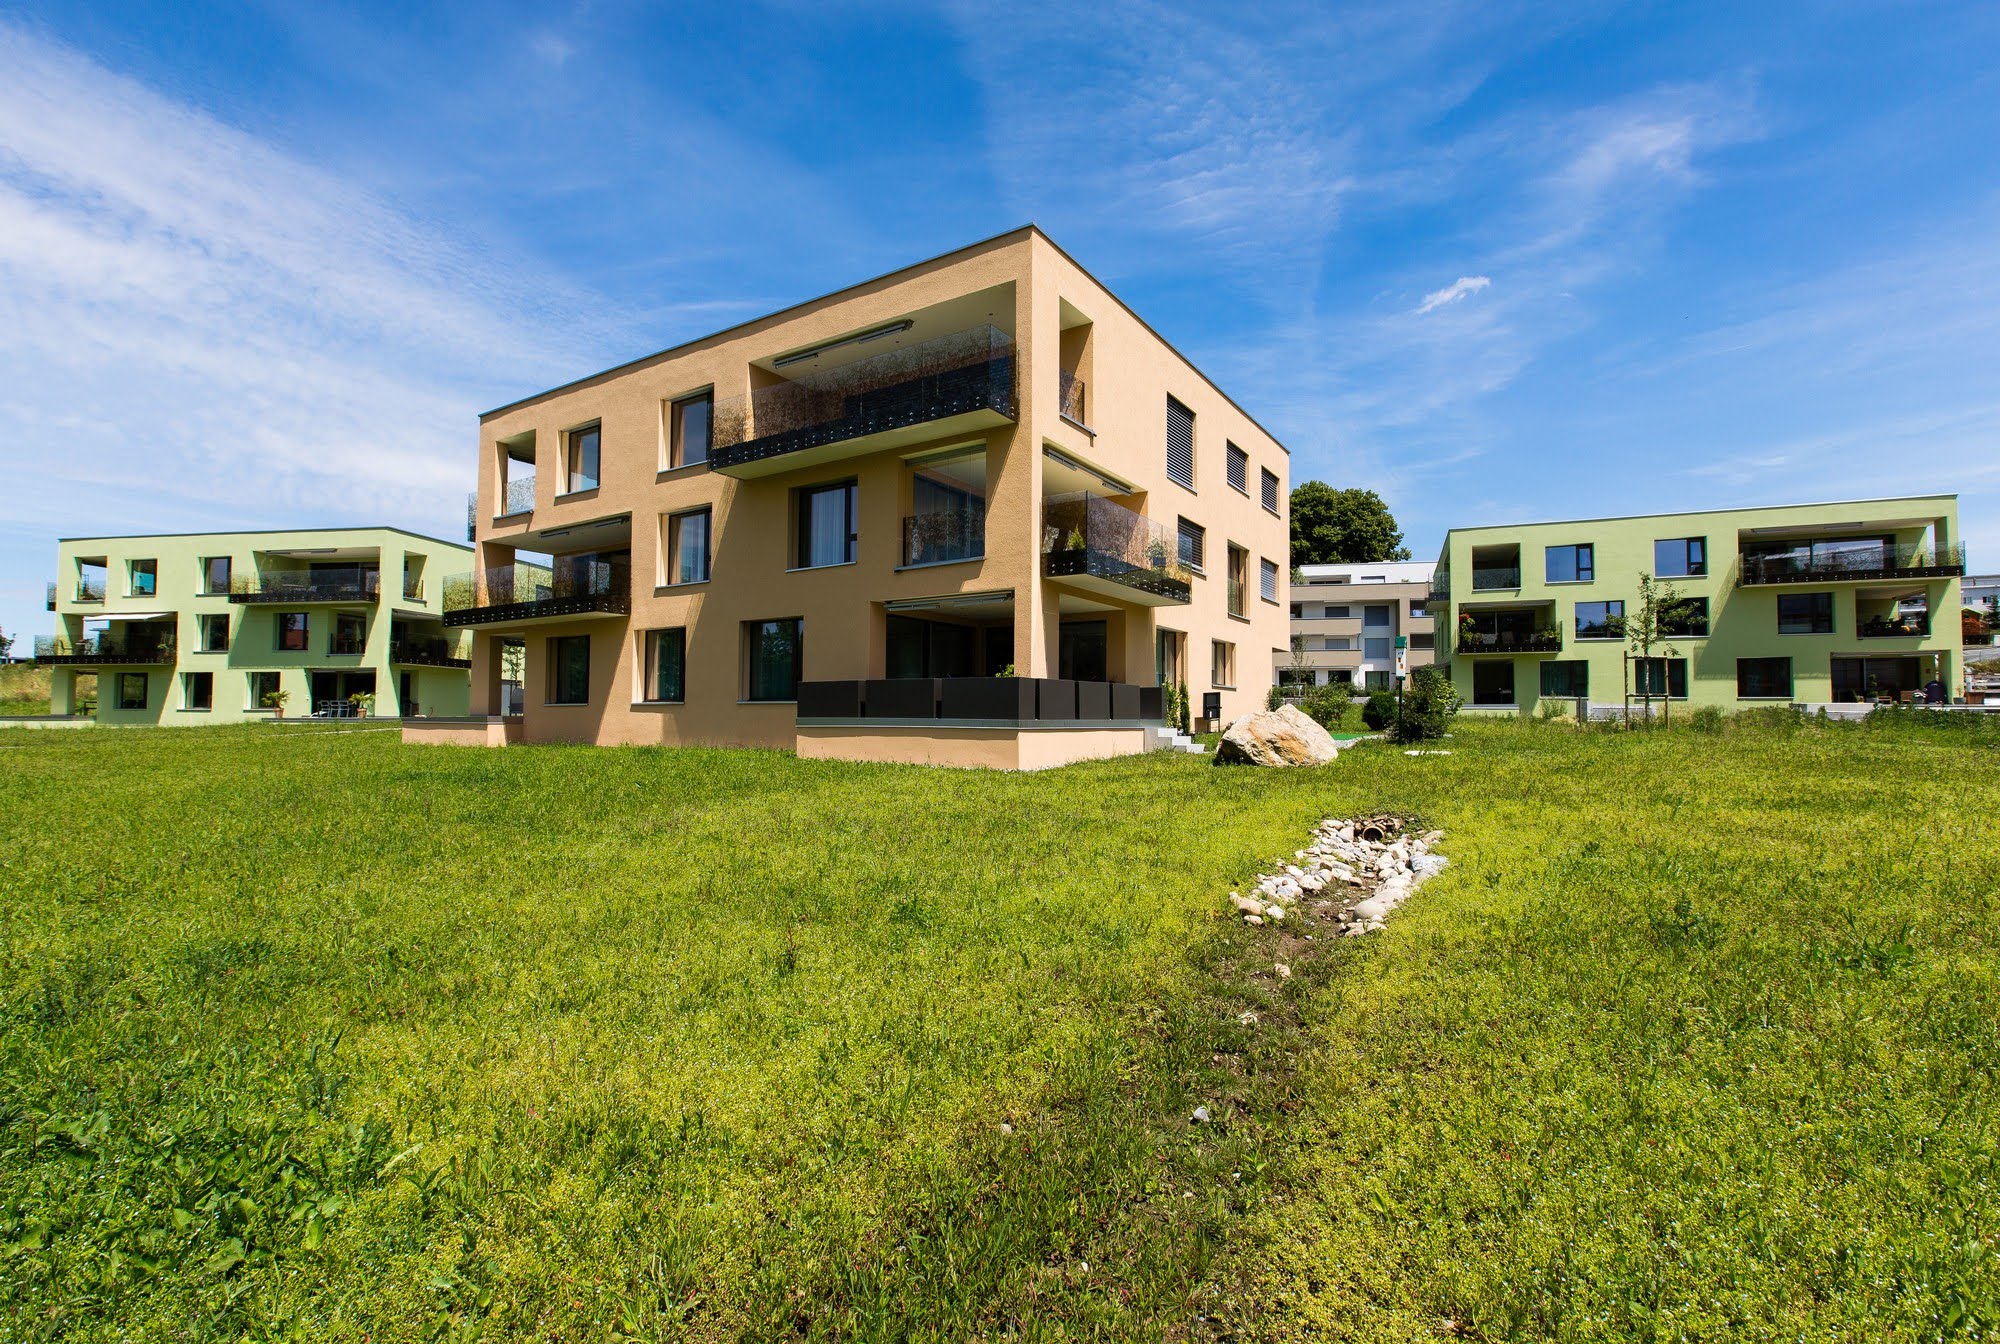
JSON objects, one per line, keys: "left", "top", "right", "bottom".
{"left": 712, "top": 286, "right": 1017, "bottom": 477}
{"left": 1737, "top": 519, "right": 1964, "bottom": 585}
{"left": 36, "top": 615, "right": 176, "bottom": 665}
{"left": 1058, "top": 297, "right": 1093, "bottom": 434}
{"left": 389, "top": 617, "right": 471, "bottom": 669}
{"left": 1857, "top": 588, "right": 1932, "bottom": 639}
{"left": 443, "top": 514, "right": 633, "bottom": 628}
{"left": 902, "top": 445, "right": 988, "bottom": 567}
{"left": 1456, "top": 605, "right": 1561, "bottom": 654}
{"left": 885, "top": 591, "right": 1015, "bottom": 679}
{"left": 230, "top": 547, "right": 382, "bottom": 604}
{"left": 1470, "top": 544, "right": 1521, "bottom": 591}
{"left": 75, "top": 558, "right": 107, "bottom": 603}
{"left": 497, "top": 430, "right": 537, "bottom": 518}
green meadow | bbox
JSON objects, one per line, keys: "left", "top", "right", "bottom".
{"left": 1, "top": 713, "right": 1995, "bottom": 1340}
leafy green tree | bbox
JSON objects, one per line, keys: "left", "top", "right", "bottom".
{"left": 1392, "top": 665, "right": 1460, "bottom": 743}
{"left": 1290, "top": 483, "right": 1411, "bottom": 565}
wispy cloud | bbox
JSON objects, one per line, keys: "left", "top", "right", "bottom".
{"left": 1415, "top": 275, "right": 1491, "bottom": 314}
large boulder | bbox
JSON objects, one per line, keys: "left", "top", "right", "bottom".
{"left": 1212, "top": 703, "right": 1340, "bottom": 767}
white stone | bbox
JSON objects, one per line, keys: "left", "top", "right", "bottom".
{"left": 1243, "top": 914, "right": 1264, "bottom": 927}
{"left": 1192, "top": 1106, "right": 1211, "bottom": 1124}
{"left": 1274, "top": 963, "right": 1291, "bottom": 979}
{"left": 1230, "top": 893, "right": 1265, "bottom": 916}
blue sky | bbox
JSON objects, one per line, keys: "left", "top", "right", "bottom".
{"left": 4, "top": 1, "right": 1998, "bottom": 648}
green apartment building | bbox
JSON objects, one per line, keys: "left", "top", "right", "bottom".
{"left": 1434, "top": 496, "right": 1965, "bottom": 715}
{"left": 38, "top": 528, "right": 474, "bottom": 724}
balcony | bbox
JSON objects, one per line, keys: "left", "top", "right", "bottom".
{"left": 73, "top": 577, "right": 106, "bottom": 604}
{"left": 712, "top": 326, "right": 1017, "bottom": 478}
{"left": 442, "top": 556, "right": 631, "bottom": 628}
{"left": 1043, "top": 493, "right": 1192, "bottom": 607}
{"left": 230, "top": 569, "right": 380, "bottom": 604}
{"left": 903, "top": 502, "right": 986, "bottom": 567}
{"left": 390, "top": 635, "right": 473, "bottom": 668}
{"left": 35, "top": 633, "right": 176, "bottom": 666}
{"left": 1858, "top": 612, "right": 1932, "bottom": 639}
{"left": 1471, "top": 566, "right": 1521, "bottom": 591}
{"left": 1059, "top": 370, "right": 1091, "bottom": 433}
{"left": 1456, "top": 622, "right": 1563, "bottom": 655}
{"left": 45, "top": 581, "right": 55, "bottom": 612}
{"left": 1738, "top": 543, "right": 1965, "bottom": 586}
{"left": 402, "top": 574, "right": 426, "bottom": 602}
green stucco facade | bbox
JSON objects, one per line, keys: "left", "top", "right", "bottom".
{"left": 1434, "top": 496, "right": 1964, "bottom": 715}
{"left": 41, "top": 527, "right": 474, "bottom": 725}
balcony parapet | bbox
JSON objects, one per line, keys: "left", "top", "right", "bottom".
{"left": 442, "top": 558, "right": 630, "bottom": 627}
{"left": 230, "top": 570, "right": 380, "bottom": 604}
{"left": 1043, "top": 492, "right": 1192, "bottom": 606}
{"left": 1739, "top": 544, "right": 1965, "bottom": 586}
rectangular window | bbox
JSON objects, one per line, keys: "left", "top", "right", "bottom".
{"left": 200, "top": 613, "right": 230, "bottom": 653}
{"left": 1410, "top": 602, "right": 1428, "bottom": 619}
{"left": 745, "top": 618, "right": 802, "bottom": 702}
{"left": 201, "top": 555, "right": 232, "bottom": 595}
{"left": 1363, "top": 604, "right": 1391, "bottom": 628}
{"left": 1575, "top": 600, "right": 1626, "bottom": 639}
{"left": 1177, "top": 517, "right": 1206, "bottom": 572}
{"left": 1654, "top": 536, "right": 1707, "bottom": 578}
{"left": 796, "top": 481, "right": 857, "bottom": 569}
{"left": 669, "top": 392, "right": 712, "bottom": 469}
{"left": 1325, "top": 637, "right": 1351, "bottom": 651}
{"left": 130, "top": 558, "right": 157, "bottom": 597}
{"left": 1409, "top": 633, "right": 1434, "bottom": 650}
{"left": 642, "top": 628, "right": 686, "bottom": 703}
{"left": 1472, "top": 661, "right": 1514, "bottom": 706}
{"left": 249, "top": 671, "right": 280, "bottom": 708}
{"left": 1210, "top": 639, "right": 1236, "bottom": 688}
{"left": 1261, "top": 467, "right": 1280, "bottom": 513}
{"left": 1545, "top": 544, "right": 1594, "bottom": 583}
{"left": 1634, "top": 657, "right": 1689, "bottom": 699}
{"left": 1227, "top": 545, "right": 1248, "bottom": 617}
{"left": 332, "top": 611, "right": 366, "bottom": 655}
{"left": 276, "top": 612, "right": 309, "bottom": 652}
{"left": 1226, "top": 442, "right": 1248, "bottom": 493}
{"left": 666, "top": 507, "right": 711, "bottom": 584}
{"left": 906, "top": 448, "right": 988, "bottom": 566}
{"left": 566, "top": 423, "right": 600, "bottom": 493}
{"left": 1663, "top": 595, "right": 1710, "bottom": 637}
{"left": 1260, "top": 558, "right": 1279, "bottom": 603}
{"left": 1540, "top": 661, "right": 1589, "bottom": 698}
{"left": 549, "top": 634, "right": 591, "bottom": 704}
{"left": 1777, "top": 592, "right": 1834, "bottom": 634}
{"left": 182, "top": 671, "right": 212, "bottom": 711}
{"left": 1737, "top": 657, "right": 1792, "bottom": 699}
{"left": 1166, "top": 396, "right": 1194, "bottom": 489}
{"left": 1324, "top": 605, "right": 1351, "bottom": 619}
{"left": 118, "top": 672, "right": 148, "bottom": 710}
{"left": 1364, "top": 637, "right": 1391, "bottom": 659}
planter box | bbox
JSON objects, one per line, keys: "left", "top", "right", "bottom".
{"left": 864, "top": 678, "right": 942, "bottom": 719}
{"left": 1036, "top": 678, "right": 1078, "bottom": 722}
{"left": 1111, "top": 682, "right": 1142, "bottom": 721}
{"left": 1076, "top": 680, "right": 1112, "bottom": 721}
{"left": 798, "top": 680, "right": 864, "bottom": 718}
{"left": 940, "top": 677, "right": 1036, "bottom": 721}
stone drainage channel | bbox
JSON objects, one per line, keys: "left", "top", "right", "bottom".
{"left": 1227, "top": 814, "right": 1447, "bottom": 938}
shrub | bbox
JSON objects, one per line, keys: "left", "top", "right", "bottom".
{"left": 1298, "top": 681, "right": 1352, "bottom": 731}
{"left": 1392, "top": 666, "right": 1460, "bottom": 743}
{"left": 1266, "top": 685, "right": 1285, "bottom": 711}
{"left": 1361, "top": 690, "right": 1397, "bottom": 731}
{"left": 1687, "top": 704, "right": 1725, "bottom": 734}
{"left": 1536, "top": 697, "right": 1571, "bottom": 722}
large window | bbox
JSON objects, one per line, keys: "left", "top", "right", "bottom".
{"left": 1177, "top": 517, "right": 1206, "bottom": 572}
{"left": 549, "top": 634, "right": 591, "bottom": 705}
{"left": 1662, "top": 595, "right": 1710, "bottom": 637}
{"left": 796, "top": 481, "right": 857, "bottom": 569}
{"left": 642, "top": 628, "right": 686, "bottom": 703}
{"left": 1260, "top": 558, "right": 1279, "bottom": 604}
{"left": 1472, "top": 661, "right": 1514, "bottom": 705}
{"left": 201, "top": 613, "right": 231, "bottom": 653}
{"left": 249, "top": 671, "right": 280, "bottom": 709}
{"left": 906, "top": 448, "right": 987, "bottom": 566}
{"left": 666, "top": 507, "right": 711, "bottom": 585}
{"left": 1261, "top": 467, "right": 1280, "bottom": 514}
{"left": 1540, "top": 661, "right": 1589, "bottom": 698}
{"left": 118, "top": 673, "right": 149, "bottom": 710}
{"left": 1227, "top": 545, "right": 1248, "bottom": 617}
{"left": 1364, "top": 604, "right": 1391, "bottom": 628}
{"left": 669, "top": 392, "right": 712, "bottom": 469}
{"left": 1575, "top": 600, "right": 1625, "bottom": 639}
{"left": 1364, "top": 637, "right": 1391, "bottom": 659}
{"left": 1778, "top": 592, "right": 1834, "bottom": 634}
{"left": 130, "top": 558, "right": 157, "bottom": 597}
{"left": 182, "top": 671, "right": 212, "bottom": 711}
{"left": 1226, "top": 442, "right": 1248, "bottom": 493}
{"left": 744, "top": 619, "right": 802, "bottom": 702}
{"left": 1166, "top": 396, "right": 1195, "bottom": 489}
{"left": 1654, "top": 536, "right": 1707, "bottom": 578}
{"left": 201, "top": 555, "right": 232, "bottom": 595}
{"left": 1210, "top": 639, "right": 1236, "bottom": 688}
{"left": 1633, "top": 657, "right": 1689, "bottom": 699}
{"left": 889, "top": 615, "right": 979, "bottom": 679}
{"left": 332, "top": 612, "right": 366, "bottom": 655}
{"left": 1737, "top": 657, "right": 1792, "bottom": 699}
{"left": 1545, "top": 543, "right": 1594, "bottom": 583}
{"left": 276, "top": 612, "right": 309, "bottom": 651}
{"left": 565, "top": 423, "right": 600, "bottom": 494}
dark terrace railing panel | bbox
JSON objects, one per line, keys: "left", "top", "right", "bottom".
{"left": 442, "top": 559, "right": 631, "bottom": 626}
{"left": 230, "top": 570, "right": 381, "bottom": 604}
{"left": 1739, "top": 544, "right": 1966, "bottom": 585}
{"left": 35, "top": 634, "right": 177, "bottom": 664}
{"left": 1043, "top": 492, "right": 1193, "bottom": 603}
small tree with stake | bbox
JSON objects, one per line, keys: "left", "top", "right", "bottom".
{"left": 1623, "top": 572, "right": 1688, "bottom": 727}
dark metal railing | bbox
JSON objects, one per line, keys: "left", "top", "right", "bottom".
{"left": 903, "top": 503, "right": 986, "bottom": 566}
{"left": 442, "top": 556, "right": 631, "bottom": 625}
{"left": 329, "top": 633, "right": 366, "bottom": 656}
{"left": 1471, "top": 566, "right": 1521, "bottom": 590}
{"left": 390, "top": 635, "right": 472, "bottom": 667}
{"left": 1043, "top": 492, "right": 1192, "bottom": 603}
{"left": 230, "top": 569, "right": 380, "bottom": 604}
{"left": 1059, "top": 370, "right": 1089, "bottom": 430}
{"left": 35, "top": 632, "right": 177, "bottom": 664}
{"left": 712, "top": 326, "right": 1017, "bottom": 471}
{"left": 1859, "top": 612, "right": 1932, "bottom": 638}
{"left": 1739, "top": 543, "right": 1966, "bottom": 585}
{"left": 1456, "top": 622, "right": 1563, "bottom": 654}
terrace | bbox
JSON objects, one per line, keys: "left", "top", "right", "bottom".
{"left": 35, "top": 627, "right": 176, "bottom": 666}
{"left": 443, "top": 553, "right": 631, "bottom": 628}
{"left": 1737, "top": 537, "right": 1965, "bottom": 586}
{"left": 230, "top": 567, "right": 381, "bottom": 604}
{"left": 1042, "top": 492, "right": 1192, "bottom": 607}
{"left": 1456, "top": 608, "right": 1562, "bottom": 654}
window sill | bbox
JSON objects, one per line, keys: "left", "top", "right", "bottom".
{"left": 1167, "top": 477, "right": 1198, "bottom": 497}
{"left": 555, "top": 487, "right": 599, "bottom": 503}
{"left": 1736, "top": 694, "right": 1792, "bottom": 701}
{"left": 631, "top": 699, "right": 686, "bottom": 709}
{"left": 739, "top": 699, "right": 798, "bottom": 706}
{"left": 895, "top": 556, "right": 985, "bottom": 573}
{"left": 177, "top": 708, "right": 212, "bottom": 714}
{"left": 493, "top": 509, "right": 532, "bottom": 523}
{"left": 1545, "top": 579, "right": 1594, "bottom": 586}
{"left": 1228, "top": 483, "right": 1249, "bottom": 498}
{"left": 1263, "top": 505, "right": 1281, "bottom": 517}
{"left": 543, "top": 701, "right": 591, "bottom": 708}
{"left": 655, "top": 580, "right": 711, "bottom": 593}
{"left": 1059, "top": 413, "right": 1095, "bottom": 437}
{"left": 1227, "top": 612, "right": 1252, "bottom": 624}
{"left": 655, "top": 462, "right": 711, "bottom": 481}
{"left": 786, "top": 561, "right": 857, "bottom": 574}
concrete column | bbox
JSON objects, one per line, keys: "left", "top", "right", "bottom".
{"left": 50, "top": 668, "right": 74, "bottom": 716}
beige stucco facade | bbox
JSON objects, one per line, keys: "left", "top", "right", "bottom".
{"left": 447, "top": 227, "right": 1291, "bottom": 756}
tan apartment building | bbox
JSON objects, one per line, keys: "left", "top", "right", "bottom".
{"left": 1280, "top": 561, "right": 1436, "bottom": 691}
{"left": 416, "top": 227, "right": 1291, "bottom": 766}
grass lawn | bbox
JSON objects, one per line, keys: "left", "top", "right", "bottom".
{"left": 0, "top": 663, "right": 60, "bottom": 716}
{"left": 1, "top": 714, "right": 1995, "bottom": 1340}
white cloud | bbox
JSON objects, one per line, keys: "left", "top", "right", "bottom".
{"left": 1415, "top": 275, "right": 1491, "bottom": 314}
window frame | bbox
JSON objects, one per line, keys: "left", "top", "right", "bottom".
{"left": 1165, "top": 396, "right": 1195, "bottom": 490}
{"left": 667, "top": 391, "right": 714, "bottom": 470}
{"left": 129, "top": 558, "right": 158, "bottom": 598}
{"left": 1663, "top": 595, "right": 1711, "bottom": 638}
{"left": 116, "top": 672, "right": 148, "bottom": 710}
{"left": 665, "top": 506, "right": 712, "bottom": 586}
{"left": 1177, "top": 517, "right": 1206, "bottom": 573}
{"left": 1632, "top": 656, "right": 1690, "bottom": 700}
{"left": 1471, "top": 660, "right": 1515, "bottom": 706}
{"left": 1225, "top": 442, "right": 1248, "bottom": 495}
{"left": 1777, "top": 592, "right": 1835, "bottom": 635}
{"left": 1545, "top": 543, "right": 1595, "bottom": 584}
{"left": 1259, "top": 557, "right": 1280, "bottom": 604}
{"left": 182, "top": 671, "right": 213, "bottom": 711}
{"left": 249, "top": 671, "right": 280, "bottom": 709}
{"left": 548, "top": 633, "right": 592, "bottom": 706}
{"left": 1210, "top": 638, "right": 1236, "bottom": 689}
{"left": 1654, "top": 536, "right": 1708, "bottom": 579}
{"left": 564, "top": 422, "right": 602, "bottom": 495}
{"left": 1260, "top": 467, "right": 1280, "bottom": 514}
{"left": 1539, "top": 660, "right": 1589, "bottom": 699}
{"left": 1575, "top": 600, "right": 1626, "bottom": 640}
{"left": 640, "top": 627, "right": 687, "bottom": 704}
{"left": 1226, "top": 544, "right": 1249, "bottom": 618}
{"left": 1736, "top": 656, "right": 1793, "bottom": 700}
{"left": 200, "top": 613, "right": 231, "bottom": 653}
{"left": 332, "top": 611, "right": 367, "bottom": 656}
{"left": 275, "top": 612, "right": 310, "bottom": 652}
{"left": 794, "top": 480, "right": 858, "bottom": 570}
{"left": 201, "top": 555, "right": 232, "bottom": 596}
{"left": 743, "top": 618, "right": 803, "bottom": 703}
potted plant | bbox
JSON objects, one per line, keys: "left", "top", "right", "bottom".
{"left": 262, "top": 688, "right": 290, "bottom": 718}
{"left": 348, "top": 691, "right": 375, "bottom": 720}
{"left": 1065, "top": 526, "right": 1086, "bottom": 552}
{"left": 1146, "top": 537, "right": 1170, "bottom": 570}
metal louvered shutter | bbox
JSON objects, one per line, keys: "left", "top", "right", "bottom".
{"left": 1178, "top": 517, "right": 1205, "bottom": 571}
{"left": 1261, "top": 468, "right": 1279, "bottom": 512}
{"left": 1166, "top": 397, "right": 1194, "bottom": 488}
{"left": 1226, "top": 443, "right": 1247, "bottom": 493}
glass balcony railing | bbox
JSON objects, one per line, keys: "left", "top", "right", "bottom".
{"left": 229, "top": 569, "right": 381, "bottom": 604}
{"left": 1471, "top": 566, "right": 1521, "bottom": 590}
{"left": 390, "top": 634, "right": 473, "bottom": 667}
{"left": 1456, "top": 622, "right": 1563, "bottom": 654}
{"left": 442, "top": 556, "right": 631, "bottom": 626}
{"left": 902, "top": 502, "right": 986, "bottom": 567}
{"left": 1059, "top": 370, "right": 1089, "bottom": 430}
{"left": 1739, "top": 543, "right": 1965, "bottom": 585}
{"left": 35, "top": 632, "right": 177, "bottom": 664}
{"left": 1043, "top": 492, "right": 1192, "bottom": 605}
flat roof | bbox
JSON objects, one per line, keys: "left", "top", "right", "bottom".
{"left": 56, "top": 524, "right": 471, "bottom": 551}
{"left": 1442, "top": 493, "right": 1958, "bottom": 538}
{"left": 479, "top": 224, "right": 1290, "bottom": 454}
{"left": 1298, "top": 560, "right": 1434, "bottom": 581}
